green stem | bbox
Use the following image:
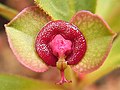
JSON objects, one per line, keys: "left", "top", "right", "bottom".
{"left": 0, "top": 3, "right": 18, "bottom": 20}
{"left": 64, "top": 66, "right": 78, "bottom": 90}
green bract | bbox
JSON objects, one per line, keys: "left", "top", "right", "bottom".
{"left": 5, "top": 0, "right": 115, "bottom": 76}
{"left": 5, "top": 7, "right": 51, "bottom": 72}
{"left": 70, "top": 11, "right": 115, "bottom": 73}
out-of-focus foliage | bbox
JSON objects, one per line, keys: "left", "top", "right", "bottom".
{"left": 0, "top": 74, "right": 63, "bottom": 90}
{"left": 0, "top": 3, "right": 18, "bottom": 20}
{"left": 35, "top": 0, "right": 97, "bottom": 21}
{"left": 96, "top": 0, "right": 120, "bottom": 32}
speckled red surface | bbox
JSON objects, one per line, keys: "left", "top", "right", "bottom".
{"left": 35, "top": 20, "right": 87, "bottom": 66}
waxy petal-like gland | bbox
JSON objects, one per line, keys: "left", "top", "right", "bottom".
{"left": 35, "top": 20, "right": 87, "bottom": 66}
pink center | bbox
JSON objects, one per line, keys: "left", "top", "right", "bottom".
{"left": 49, "top": 34, "right": 72, "bottom": 58}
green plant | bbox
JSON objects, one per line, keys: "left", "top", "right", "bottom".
{"left": 0, "top": 0, "right": 120, "bottom": 90}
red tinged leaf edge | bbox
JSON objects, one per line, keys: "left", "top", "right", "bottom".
{"left": 5, "top": 6, "right": 53, "bottom": 72}
{"left": 70, "top": 11, "right": 117, "bottom": 74}
{"left": 6, "top": 36, "right": 48, "bottom": 72}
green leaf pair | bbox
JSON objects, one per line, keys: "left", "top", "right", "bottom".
{"left": 5, "top": 0, "right": 115, "bottom": 75}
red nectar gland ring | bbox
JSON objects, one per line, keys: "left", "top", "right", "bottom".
{"left": 35, "top": 20, "right": 87, "bottom": 84}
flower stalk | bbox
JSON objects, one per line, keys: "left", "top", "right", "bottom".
{"left": 56, "top": 57, "right": 71, "bottom": 84}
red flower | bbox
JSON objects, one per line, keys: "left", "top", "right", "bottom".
{"left": 5, "top": 6, "right": 116, "bottom": 84}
